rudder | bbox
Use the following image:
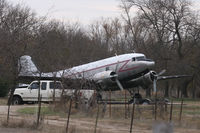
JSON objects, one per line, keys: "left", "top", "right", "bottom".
{"left": 18, "top": 55, "right": 39, "bottom": 76}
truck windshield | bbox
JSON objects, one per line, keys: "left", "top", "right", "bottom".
{"left": 50, "top": 82, "right": 62, "bottom": 89}
{"left": 30, "top": 82, "right": 39, "bottom": 89}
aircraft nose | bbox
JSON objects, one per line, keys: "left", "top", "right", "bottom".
{"left": 146, "top": 61, "right": 155, "bottom": 69}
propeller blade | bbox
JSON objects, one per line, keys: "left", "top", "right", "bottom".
{"left": 153, "top": 79, "right": 157, "bottom": 93}
{"left": 157, "top": 69, "right": 166, "bottom": 76}
{"left": 115, "top": 79, "right": 124, "bottom": 91}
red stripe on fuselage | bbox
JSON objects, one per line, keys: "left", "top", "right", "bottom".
{"left": 118, "top": 60, "right": 130, "bottom": 72}
{"left": 118, "top": 66, "right": 141, "bottom": 72}
{"left": 66, "top": 59, "right": 140, "bottom": 78}
{"left": 83, "top": 60, "right": 130, "bottom": 73}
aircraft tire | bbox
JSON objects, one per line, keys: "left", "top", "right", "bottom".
{"left": 142, "top": 99, "right": 151, "bottom": 105}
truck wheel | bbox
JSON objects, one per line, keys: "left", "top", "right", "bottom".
{"left": 12, "top": 96, "right": 23, "bottom": 105}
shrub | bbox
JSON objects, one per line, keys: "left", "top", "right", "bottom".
{"left": 0, "top": 78, "right": 10, "bottom": 97}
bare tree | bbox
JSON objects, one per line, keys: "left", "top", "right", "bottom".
{"left": 0, "top": 0, "right": 40, "bottom": 123}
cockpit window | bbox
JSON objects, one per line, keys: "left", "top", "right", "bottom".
{"left": 132, "top": 56, "right": 153, "bottom": 62}
{"left": 136, "top": 56, "right": 146, "bottom": 61}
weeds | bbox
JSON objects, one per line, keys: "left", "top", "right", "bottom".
{"left": 1, "top": 118, "right": 37, "bottom": 129}
{"left": 1, "top": 98, "right": 199, "bottom": 133}
{"left": 0, "top": 97, "right": 7, "bottom": 105}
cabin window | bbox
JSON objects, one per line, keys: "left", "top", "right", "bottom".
{"left": 106, "top": 67, "right": 109, "bottom": 71}
{"left": 50, "top": 82, "right": 62, "bottom": 89}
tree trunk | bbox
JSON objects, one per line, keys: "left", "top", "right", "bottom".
{"left": 7, "top": 78, "right": 18, "bottom": 124}
{"left": 181, "top": 82, "right": 189, "bottom": 98}
{"left": 164, "top": 81, "right": 169, "bottom": 97}
{"left": 177, "top": 86, "right": 181, "bottom": 98}
{"left": 192, "top": 79, "right": 196, "bottom": 99}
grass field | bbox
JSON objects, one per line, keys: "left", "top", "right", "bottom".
{"left": 1, "top": 98, "right": 200, "bottom": 133}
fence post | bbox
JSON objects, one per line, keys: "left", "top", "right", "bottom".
{"left": 94, "top": 103, "right": 100, "bottom": 133}
{"left": 37, "top": 95, "right": 42, "bottom": 128}
{"left": 66, "top": 97, "right": 72, "bottom": 133}
{"left": 130, "top": 103, "right": 135, "bottom": 133}
{"left": 169, "top": 99, "right": 173, "bottom": 122}
{"left": 179, "top": 99, "right": 183, "bottom": 122}
{"left": 125, "top": 90, "right": 127, "bottom": 119}
{"left": 109, "top": 90, "right": 111, "bottom": 118}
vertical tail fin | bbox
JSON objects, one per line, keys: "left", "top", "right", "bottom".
{"left": 18, "top": 55, "right": 39, "bottom": 76}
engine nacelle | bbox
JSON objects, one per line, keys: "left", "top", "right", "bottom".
{"left": 142, "top": 71, "right": 157, "bottom": 84}
{"left": 93, "top": 70, "right": 116, "bottom": 84}
{"left": 130, "top": 71, "right": 157, "bottom": 88}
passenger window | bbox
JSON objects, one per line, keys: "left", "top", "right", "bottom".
{"left": 106, "top": 67, "right": 109, "bottom": 71}
{"left": 30, "top": 82, "right": 39, "bottom": 89}
{"left": 41, "top": 82, "right": 47, "bottom": 90}
{"left": 132, "top": 57, "right": 136, "bottom": 61}
{"left": 50, "top": 82, "right": 62, "bottom": 89}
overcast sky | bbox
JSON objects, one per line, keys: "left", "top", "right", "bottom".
{"left": 7, "top": 0, "right": 200, "bottom": 25}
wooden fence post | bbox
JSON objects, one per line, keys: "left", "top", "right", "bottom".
{"left": 169, "top": 100, "right": 173, "bottom": 122}
{"left": 179, "top": 99, "right": 183, "bottom": 122}
{"left": 94, "top": 103, "right": 100, "bottom": 133}
{"left": 130, "top": 103, "right": 135, "bottom": 133}
{"left": 66, "top": 97, "right": 72, "bottom": 133}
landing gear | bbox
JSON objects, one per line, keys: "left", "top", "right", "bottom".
{"left": 96, "top": 92, "right": 103, "bottom": 102}
{"left": 128, "top": 91, "right": 151, "bottom": 105}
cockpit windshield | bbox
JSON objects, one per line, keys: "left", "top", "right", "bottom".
{"left": 136, "top": 56, "right": 146, "bottom": 61}
{"left": 132, "top": 56, "right": 153, "bottom": 61}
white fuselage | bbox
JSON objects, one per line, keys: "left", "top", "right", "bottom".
{"left": 54, "top": 53, "right": 155, "bottom": 80}
{"left": 19, "top": 53, "right": 155, "bottom": 90}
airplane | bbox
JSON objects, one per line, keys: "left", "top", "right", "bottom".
{"left": 18, "top": 53, "right": 189, "bottom": 101}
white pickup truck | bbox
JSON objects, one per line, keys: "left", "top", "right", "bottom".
{"left": 12, "top": 80, "right": 95, "bottom": 105}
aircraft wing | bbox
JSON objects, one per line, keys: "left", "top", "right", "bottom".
{"left": 157, "top": 75, "right": 192, "bottom": 81}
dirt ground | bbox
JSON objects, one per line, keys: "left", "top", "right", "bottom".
{"left": 0, "top": 128, "right": 40, "bottom": 133}
{"left": 0, "top": 102, "right": 200, "bottom": 133}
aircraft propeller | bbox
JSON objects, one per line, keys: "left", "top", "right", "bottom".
{"left": 151, "top": 69, "right": 166, "bottom": 93}
{"left": 113, "top": 54, "right": 124, "bottom": 91}
{"left": 151, "top": 69, "right": 191, "bottom": 93}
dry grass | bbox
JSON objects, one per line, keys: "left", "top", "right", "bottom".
{"left": 0, "top": 117, "right": 44, "bottom": 129}
{"left": 0, "top": 98, "right": 200, "bottom": 133}
{"left": 0, "top": 97, "right": 7, "bottom": 105}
